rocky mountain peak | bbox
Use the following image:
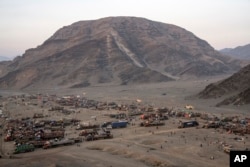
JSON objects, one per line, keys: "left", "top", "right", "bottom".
{"left": 0, "top": 17, "right": 244, "bottom": 89}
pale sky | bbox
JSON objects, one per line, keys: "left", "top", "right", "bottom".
{"left": 1, "top": 0, "right": 250, "bottom": 58}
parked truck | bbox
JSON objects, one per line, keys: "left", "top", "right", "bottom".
{"left": 178, "top": 121, "right": 199, "bottom": 128}
{"left": 76, "top": 122, "right": 99, "bottom": 130}
{"left": 100, "top": 122, "right": 112, "bottom": 128}
{"left": 43, "top": 138, "right": 75, "bottom": 149}
{"left": 13, "top": 144, "right": 35, "bottom": 154}
{"left": 41, "top": 131, "right": 64, "bottom": 140}
{"left": 111, "top": 121, "right": 128, "bottom": 128}
{"left": 79, "top": 129, "right": 97, "bottom": 136}
{"left": 4, "top": 134, "right": 14, "bottom": 142}
{"left": 86, "top": 129, "right": 113, "bottom": 141}
{"left": 140, "top": 120, "right": 165, "bottom": 127}
{"left": 202, "top": 122, "right": 220, "bottom": 129}
{"left": 28, "top": 140, "right": 47, "bottom": 148}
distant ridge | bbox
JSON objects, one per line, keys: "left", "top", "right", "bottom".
{"left": 0, "top": 56, "right": 12, "bottom": 61}
{"left": 220, "top": 43, "right": 250, "bottom": 60}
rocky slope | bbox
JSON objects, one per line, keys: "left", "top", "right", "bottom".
{"left": 199, "top": 64, "right": 250, "bottom": 105}
{"left": 0, "top": 17, "right": 244, "bottom": 89}
{"left": 220, "top": 43, "right": 250, "bottom": 60}
{"left": 216, "top": 88, "right": 250, "bottom": 106}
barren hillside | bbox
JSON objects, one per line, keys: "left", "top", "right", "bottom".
{"left": 199, "top": 64, "right": 250, "bottom": 105}
{"left": 220, "top": 43, "right": 250, "bottom": 60}
{"left": 0, "top": 17, "right": 243, "bottom": 89}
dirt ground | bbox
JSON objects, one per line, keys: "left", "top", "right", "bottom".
{"left": 0, "top": 76, "right": 249, "bottom": 167}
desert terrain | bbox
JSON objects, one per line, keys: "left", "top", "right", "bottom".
{"left": 0, "top": 76, "right": 249, "bottom": 167}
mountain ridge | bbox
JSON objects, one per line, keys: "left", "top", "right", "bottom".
{"left": 0, "top": 17, "right": 245, "bottom": 89}
{"left": 220, "top": 43, "right": 250, "bottom": 60}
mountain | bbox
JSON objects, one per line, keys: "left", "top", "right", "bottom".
{"left": 220, "top": 43, "right": 250, "bottom": 60}
{"left": 0, "top": 17, "right": 244, "bottom": 89}
{"left": 0, "top": 56, "right": 12, "bottom": 61}
{"left": 198, "top": 64, "right": 250, "bottom": 106}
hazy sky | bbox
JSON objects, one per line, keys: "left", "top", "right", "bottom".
{"left": 1, "top": 0, "right": 250, "bottom": 58}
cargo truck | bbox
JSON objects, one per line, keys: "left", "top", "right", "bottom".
{"left": 178, "top": 121, "right": 199, "bottom": 128}
{"left": 41, "top": 131, "right": 64, "bottom": 139}
{"left": 28, "top": 140, "right": 47, "bottom": 148}
{"left": 85, "top": 130, "right": 113, "bottom": 141}
{"left": 79, "top": 129, "right": 96, "bottom": 136}
{"left": 140, "top": 120, "right": 165, "bottom": 127}
{"left": 43, "top": 138, "right": 75, "bottom": 149}
{"left": 111, "top": 121, "right": 128, "bottom": 128}
{"left": 13, "top": 144, "right": 35, "bottom": 154}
